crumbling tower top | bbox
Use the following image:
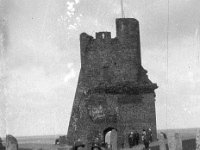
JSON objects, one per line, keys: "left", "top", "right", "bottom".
{"left": 116, "top": 18, "right": 141, "bottom": 65}
{"left": 116, "top": 18, "right": 139, "bottom": 41}
{"left": 78, "top": 18, "right": 156, "bottom": 92}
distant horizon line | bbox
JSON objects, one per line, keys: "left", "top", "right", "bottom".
{"left": 1, "top": 127, "right": 199, "bottom": 138}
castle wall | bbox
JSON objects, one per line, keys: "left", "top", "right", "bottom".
{"left": 67, "top": 18, "right": 158, "bottom": 149}
{"left": 80, "top": 19, "right": 142, "bottom": 87}
{"left": 118, "top": 93, "right": 157, "bottom": 146}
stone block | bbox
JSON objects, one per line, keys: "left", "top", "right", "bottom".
{"left": 6, "top": 135, "right": 18, "bottom": 150}
{"left": 167, "top": 133, "right": 182, "bottom": 150}
{"left": 158, "top": 133, "right": 166, "bottom": 150}
{"left": 196, "top": 129, "right": 200, "bottom": 150}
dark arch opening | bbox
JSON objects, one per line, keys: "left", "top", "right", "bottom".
{"left": 103, "top": 127, "right": 117, "bottom": 136}
{"left": 103, "top": 127, "right": 117, "bottom": 149}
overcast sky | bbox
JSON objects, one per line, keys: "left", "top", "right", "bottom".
{"left": 0, "top": 0, "right": 200, "bottom": 137}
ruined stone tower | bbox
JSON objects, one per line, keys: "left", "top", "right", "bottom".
{"left": 67, "top": 18, "right": 158, "bottom": 148}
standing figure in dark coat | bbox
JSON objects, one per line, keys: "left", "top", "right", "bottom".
{"left": 91, "top": 143, "right": 101, "bottom": 150}
{"left": 148, "top": 128, "right": 153, "bottom": 143}
{"left": 135, "top": 131, "right": 140, "bottom": 145}
{"left": 91, "top": 137, "right": 102, "bottom": 150}
{"left": 141, "top": 130, "right": 150, "bottom": 150}
{"left": 72, "top": 139, "right": 85, "bottom": 150}
{"left": 128, "top": 132, "right": 135, "bottom": 148}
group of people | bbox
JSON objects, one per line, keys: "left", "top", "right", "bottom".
{"left": 128, "top": 128, "right": 153, "bottom": 149}
{"left": 141, "top": 128, "right": 153, "bottom": 150}
{"left": 128, "top": 131, "right": 140, "bottom": 148}
{"left": 72, "top": 128, "right": 153, "bottom": 150}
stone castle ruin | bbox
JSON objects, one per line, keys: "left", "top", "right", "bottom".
{"left": 66, "top": 18, "right": 158, "bottom": 149}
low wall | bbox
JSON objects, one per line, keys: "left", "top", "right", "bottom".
{"left": 121, "top": 136, "right": 196, "bottom": 150}
{"left": 150, "top": 138, "right": 196, "bottom": 150}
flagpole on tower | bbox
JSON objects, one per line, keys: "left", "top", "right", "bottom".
{"left": 198, "top": 23, "right": 200, "bottom": 62}
{"left": 121, "top": 0, "right": 125, "bottom": 18}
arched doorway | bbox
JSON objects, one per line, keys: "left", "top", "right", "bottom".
{"left": 103, "top": 127, "right": 117, "bottom": 150}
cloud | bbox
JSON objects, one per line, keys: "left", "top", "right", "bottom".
{"left": 0, "top": 3, "right": 7, "bottom": 136}
{"left": 143, "top": 34, "right": 200, "bottom": 129}
{"left": 4, "top": 15, "right": 78, "bottom": 134}
{"left": 57, "top": 0, "right": 82, "bottom": 32}
{"left": 5, "top": 63, "right": 77, "bottom": 135}
{"left": 64, "top": 63, "right": 76, "bottom": 83}
{"left": 124, "top": 0, "right": 200, "bottom": 49}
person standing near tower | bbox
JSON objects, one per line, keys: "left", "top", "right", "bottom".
{"left": 72, "top": 139, "right": 85, "bottom": 150}
{"left": 142, "top": 130, "right": 150, "bottom": 150}
{"left": 128, "top": 131, "right": 134, "bottom": 148}
{"left": 135, "top": 131, "right": 140, "bottom": 145}
{"left": 91, "top": 143, "right": 101, "bottom": 150}
{"left": 148, "top": 128, "right": 153, "bottom": 143}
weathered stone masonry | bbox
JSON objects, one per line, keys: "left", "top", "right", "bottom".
{"left": 67, "top": 18, "right": 158, "bottom": 149}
